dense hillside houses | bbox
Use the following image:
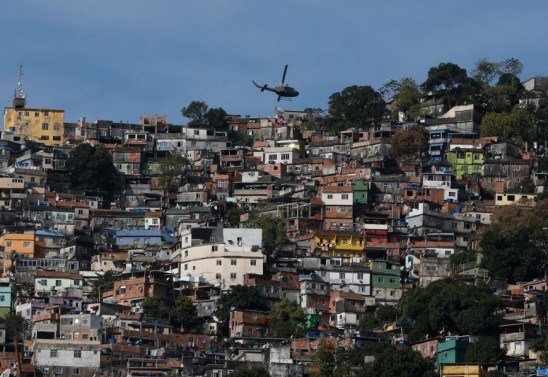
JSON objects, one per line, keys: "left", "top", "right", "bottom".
{"left": 0, "top": 64, "right": 547, "bottom": 377}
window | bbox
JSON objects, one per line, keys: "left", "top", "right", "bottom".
{"left": 339, "top": 273, "right": 345, "bottom": 279}
{"left": 211, "top": 245, "right": 218, "bottom": 252}
{"left": 194, "top": 129, "right": 199, "bottom": 135}
{"left": 40, "top": 135, "right": 50, "bottom": 140}
{"left": 55, "top": 280, "right": 62, "bottom": 286}
{"left": 357, "top": 273, "right": 364, "bottom": 280}
{"left": 341, "top": 194, "right": 348, "bottom": 200}
{"left": 50, "top": 350, "right": 59, "bottom": 358}
{"left": 216, "top": 260, "right": 222, "bottom": 266}
{"left": 231, "top": 259, "right": 237, "bottom": 266}
{"left": 250, "top": 259, "right": 257, "bottom": 266}
{"left": 184, "top": 264, "right": 188, "bottom": 270}
{"left": 54, "top": 124, "right": 61, "bottom": 131}
{"left": 281, "top": 153, "right": 290, "bottom": 160}
{"left": 42, "top": 123, "right": 49, "bottom": 130}
{"left": 215, "top": 273, "right": 221, "bottom": 280}
{"left": 6, "top": 241, "right": 12, "bottom": 247}
{"left": 74, "top": 350, "right": 81, "bottom": 358}
{"left": 237, "top": 237, "right": 242, "bottom": 246}
{"left": 72, "top": 368, "right": 80, "bottom": 375}
{"left": 327, "top": 194, "right": 333, "bottom": 199}
{"left": 0, "top": 295, "right": 4, "bottom": 302}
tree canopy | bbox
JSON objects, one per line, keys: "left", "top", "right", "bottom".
{"left": 480, "top": 200, "right": 548, "bottom": 283}
{"left": 181, "top": 100, "right": 228, "bottom": 129}
{"left": 0, "top": 313, "right": 32, "bottom": 342}
{"left": 267, "top": 299, "right": 306, "bottom": 339}
{"left": 389, "top": 124, "right": 429, "bottom": 159}
{"left": 328, "top": 85, "right": 385, "bottom": 132}
{"left": 214, "top": 285, "right": 268, "bottom": 324}
{"left": 247, "top": 214, "right": 289, "bottom": 261}
{"left": 65, "top": 143, "right": 119, "bottom": 195}
{"left": 403, "top": 279, "right": 501, "bottom": 342}
{"left": 465, "top": 336, "right": 505, "bottom": 364}
{"left": 480, "top": 107, "right": 535, "bottom": 144}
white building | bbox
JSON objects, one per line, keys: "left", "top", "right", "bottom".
{"left": 175, "top": 225, "right": 264, "bottom": 288}
{"left": 34, "top": 339, "right": 101, "bottom": 377}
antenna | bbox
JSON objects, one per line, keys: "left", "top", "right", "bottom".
{"left": 13, "top": 65, "right": 27, "bottom": 109}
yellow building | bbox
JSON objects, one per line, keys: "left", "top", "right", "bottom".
{"left": 0, "top": 233, "right": 36, "bottom": 273}
{"left": 442, "top": 365, "right": 489, "bottom": 377}
{"left": 3, "top": 107, "right": 65, "bottom": 146}
{"left": 313, "top": 230, "right": 365, "bottom": 260}
{"left": 495, "top": 193, "right": 537, "bottom": 207}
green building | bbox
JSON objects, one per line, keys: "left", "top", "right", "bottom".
{"left": 436, "top": 337, "right": 470, "bottom": 364}
{"left": 0, "top": 280, "right": 14, "bottom": 318}
{"left": 351, "top": 179, "right": 372, "bottom": 206}
{"left": 445, "top": 149, "right": 484, "bottom": 180}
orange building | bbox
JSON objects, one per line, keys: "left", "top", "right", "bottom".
{"left": 0, "top": 232, "right": 35, "bottom": 274}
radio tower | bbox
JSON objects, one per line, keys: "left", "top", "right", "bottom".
{"left": 13, "top": 65, "right": 26, "bottom": 109}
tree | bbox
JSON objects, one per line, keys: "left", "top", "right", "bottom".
{"left": 268, "top": 299, "right": 306, "bottom": 339}
{"left": 89, "top": 270, "right": 118, "bottom": 302}
{"left": 214, "top": 285, "right": 268, "bottom": 324}
{"left": 359, "top": 345, "right": 436, "bottom": 377}
{"left": 480, "top": 107, "right": 535, "bottom": 144}
{"left": 381, "top": 78, "right": 422, "bottom": 119}
{"left": 421, "top": 62, "right": 470, "bottom": 108}
{"left": 65, "top": 143, "right": 119, "bottom": 196}
{"left": 465, "top": 337, "right": 505, "bottom": 363}
{"left": 181, "top": 101, "right": 209, "bottom": 127}
{"left": 472, "top": 58, "right": 502, "bottom": 87}
{"left": 359, "top": 305, "right": 399, "bottom": 333}
{"left": 390, "top": 124, "right": 429, "bottom": 159}
{"left": 328, "top": 85, "right": 385, "bottom": 132}
{"left": 229, "top": 366, "right": 270, "bottom": 377}
{"left": 142, "top": 297, "right": 170, "bottom": 319}
{"left": 498, "top": 58, "right": 523, "bottom": 87}
{"left": 247, "top": 214, "right": 289, "bottom": 261}
{"left": 157, "top": 153, "right": 188, "bottom": 207}
{"left": 403, "top": 279, "right": 501, "bottom": 342}
{"left": 181, "top": 100, "right": 228, "bottom": 129}
{"left": 533, "top": 335, "right": 548, "bottom": 366}
{"left": 171, "top": 297, "right": 201, "bottom": 332}
{"left": 310, "top": 343, "right": 337, "bottom": 377}
{"left": 480, "top": 200, "right": 548, "bottom": 283}
{"left": 0, "top": 313, "right": 31, "bottom": 342}
{"left": 301, "top": 107, "right": 328, "bottom": 131}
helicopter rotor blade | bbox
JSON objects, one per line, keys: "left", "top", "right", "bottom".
{"left": 281, "top": 65, "right": 288, "bottom": 84}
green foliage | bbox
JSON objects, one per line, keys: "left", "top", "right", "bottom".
{"left": 465, "top": 337, "right": 505, "bottom": 363}
{"left": 390, "top": 124, "right": 429, "bottom": 158}
{"left": 359, "top": 345, "right": 436, "bottom": 377}
{"left": 311, "top": 343, "right": 337, "bottom": 377}
{"left": 301, "top": 108, "right": 328, "bottom": 131}
{"left": 449, "top": 250, "right": 478, "bottom": 272}
{"left": 229, "top": 366, "right": 270, "bottom": 377}
{"left": 532, "top": 335, "right": 548, "bottom": 366}
{"left": 480, "top": 107, "right": 535, "bottom": 144}
{"left": 181, "top": 100, "right": 227, "bottom": 129}
{"left": 65, "top": 143, "right": 119, "bottom": 195}
{"left": 142, "top": 297, "right": 170, "bottom": 319}
{"left": 328, "top": 85, "right": 385, "bottom": 132}
{"left": 214, "top": 285, "right": 268, "bottom": 323}
{"left": 480, "top": 200, "right": 548, "bottom": 283}
{"left": 403, "top": 279, "right": 501, "bottom": 342}
{"left": 267, "top": 299, "right": 306, "bottom": 339}
{"left": 89, "top": 270, "right": 118, "bottom": 302}
{"left": 381, "top": 77, "right": 422, "bottom": 119}
{"left": 247, "top": 214, "right": 289, "bottom": 260}
{"left": 359, "top": 305, "right": 399, "bottom": 333}
{"left": 482, "top": 84, "right": 522, "bottom": 113}
{"left": 157, "top": 153, "right": 188, "bottom": 199}
{"left": 0, "top": 313, "right": 31, "bottom": 342}
{"left": 421, "top": 62, "right": 472, "bottom": 108}
{"left": 171, "top": 297, "right": 201, "bottom": 332}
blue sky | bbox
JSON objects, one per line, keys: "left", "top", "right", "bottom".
{"left": 0, "top": 1, "right": 547, "bottom": 125}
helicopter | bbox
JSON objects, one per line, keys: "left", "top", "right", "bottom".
{"left": 252, "top": 65, "right": 299, "bottom": 102}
